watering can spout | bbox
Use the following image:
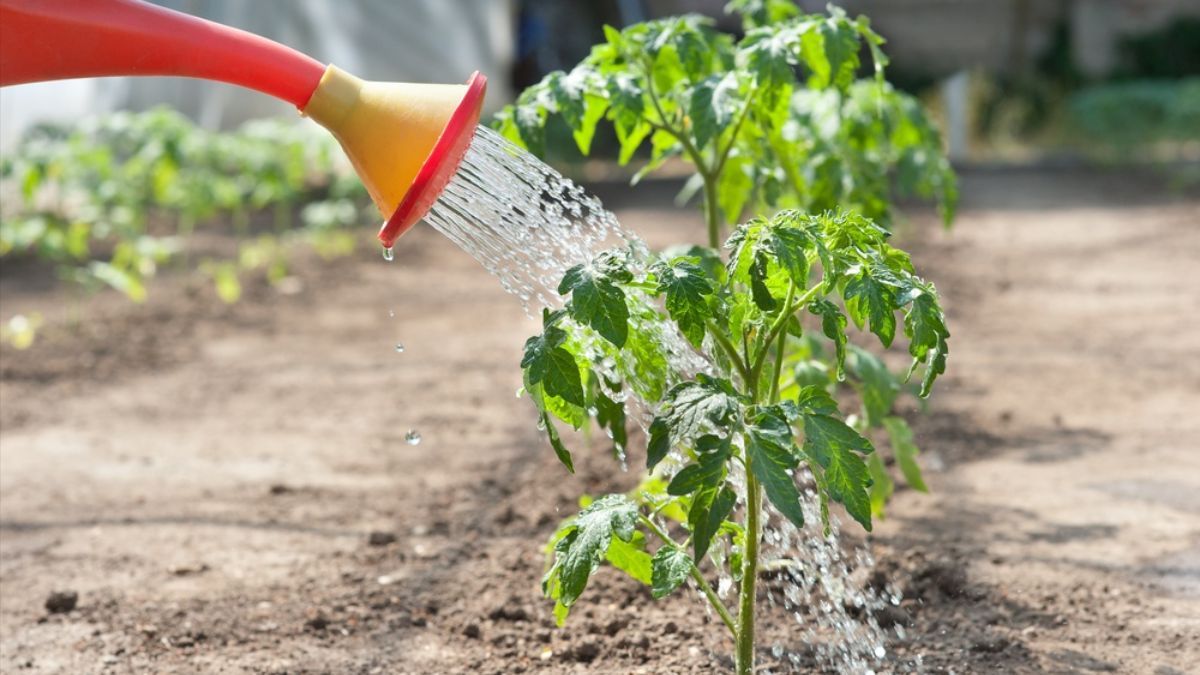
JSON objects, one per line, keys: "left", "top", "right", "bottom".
{"left": 0, "top": 0, "right": 487, "bottom": 248}
{"left": 302, "top": 66, "right": 487, "bottom": 248}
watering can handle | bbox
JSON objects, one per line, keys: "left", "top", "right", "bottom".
{"left": 0, "top": 0, "right": 326, "bottom": 109}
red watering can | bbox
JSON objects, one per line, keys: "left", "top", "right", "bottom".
{"left": 0, "top": 0, "right": 488, "bottom": 248}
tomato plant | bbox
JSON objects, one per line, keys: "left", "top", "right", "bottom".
{"left": 500, "top": 2, "right": 956, "bottom": 670}
{"left": 523, "top": 210, "right": 948, "bottom": 672}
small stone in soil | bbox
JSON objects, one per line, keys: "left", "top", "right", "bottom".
{"left": 305, "top": 614, "right": 330, "bottom": 631}
{"left": 462, "top": 623, "right": 481, "bottom": 639}
{"left": 367, "top": 531, "right": 397, "bottom": 547}
{"left": 569, "top": 641, "right": 600, "bottom": 663}
{"left": 876, "top": 605, "right": 912, "bottom": 628}
{"left": 44, "top": 591, "right": 78, "bottom": 614}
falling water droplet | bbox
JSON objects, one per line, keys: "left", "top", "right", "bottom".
{"left": 388, "top": 309, "right": 395, "bottom": 318}
{"left": 404, "top": 430, "right": 421, "bottom": 445}
{"left": 382, "top": 246, "right": 394, "bottom": 261}
{"left": 394, "top": 343, "right": 405, "bottom": 353}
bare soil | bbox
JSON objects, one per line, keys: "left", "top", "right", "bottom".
{"left": 1, "top": 169, "right": 1198, "bottom": 674}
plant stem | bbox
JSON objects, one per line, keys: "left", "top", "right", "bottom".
{"left": 702, "top": 175, "right": 721, "bottom": 249}
{"left": 736, "top": 469, "right": 762, "bottom": 675}
{"left": 639, "top": 515, "right": 738, "bottom": 636}
{"left": 770, "top": 321, "right": 788, "bottom": 403}
{"left": 749, "top": 284, "right": 822, "bottom": 380}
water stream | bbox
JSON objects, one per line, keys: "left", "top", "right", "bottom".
{"left": 418, "top": 126, "right": 901, "bottom": 673}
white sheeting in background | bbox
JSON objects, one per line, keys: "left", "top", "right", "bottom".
{"left": 0, "top": 0, "right": 515, "bottom": 148}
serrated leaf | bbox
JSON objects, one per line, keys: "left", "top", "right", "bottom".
{"left": 844, "top": 269, "right": 897, "bottom": 347}
{"left": 689, "top": 485, "right": 736, "bottom": 560}
{"left": 654, "top": 257, "right": 714, "bottom": 347}
{"left": 764, "top": 224, "right": 813, "bottom": 286}
{"left": 808, "top": 299, "right": 847, "bottom": 380}
{"left": 660, "top": 377, "right": 740, "bottom": 443}
{"left": 651, "top": 546, "right": 693, "bottom": 599}
{"left": 802, "top": 414, "right": 874, "bottom": 530}
{"left": 559, "top": 263, "right": 629, "bottom": 348}
{"left": 901, "top": 281, "right": 950, "bottom": 397}
{"left": 551, "top": 495, "right": 641, "bottom": 607}
{"left": 521, "top": 325, "right": 585, "bottom": 408}
{"left": 794, "top": 384, "right": 838, "bottom": 415}
{"left": 746, "top": 409, "right": 805, "bottom": 528}
{"left": 883, "top": 416, "right": 927, "bottom": 492}
{"left": 542, "top": 412, "right": 574, "bottom": 474}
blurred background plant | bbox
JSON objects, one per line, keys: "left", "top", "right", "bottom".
{"left": 0, "top": 107, "right": 372, "bottom": 345}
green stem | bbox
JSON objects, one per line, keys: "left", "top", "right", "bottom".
{"left": 769, "top": 319, "right": 788, "bottom": 403}
{"left": 702, "top": 175, "right": 721, "bottom": 249}
{"left": 706, "top": 319, "right": 751, "bottom": 385}
{"left": 639, "top": 515, "right": 737, "bottom": 636}
{"left": 736, "top": 469, "right": 762, "bottom": 674}
{"left": 749, "top": 284, "right": 822, "bottom": 381}
{"left": 640, "top": 57, "right": 722, "bottom": 247}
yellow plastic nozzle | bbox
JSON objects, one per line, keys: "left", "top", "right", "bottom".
{"left": 301, "top": 65, "right": 468, "bottom": 219}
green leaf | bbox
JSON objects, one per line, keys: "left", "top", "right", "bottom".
{"left": 749, "top": 251, "right": 778, "bottom": 311}
{"left": 849, "top": 345, "right": 898, "bottom": 427}
{"left": 866, "top": 451, "right": 894, "bottom": 518}
{"left": 802, "top": 414, "right": 874, "bottom": 530}
{"left": 883, "top": 416, "right": 927, "bottom": 492}
{"left": 794, "top": 384, "right": 838, "bottom": 415}
{"left": 666, "top": 443, "right": 729, "bottom": 496}
{"left": 651, "top": 546, "right": 693, "bottom": 599}
{"left": 808, "top": 299, "right": 847, "bottom": 380}
{"left": 901, "top": 280, "right": 950, "bottom": 397}
{"left": 550, "top": 494, "right": 641, "bottom": 607}
{"left": 595, "top": 388, "right": 628, "bottom": 459}
{"left": 542, "top": 412, "right": 575, "bottom": 474}
{"left": 844, "top": 268, "right": 897, "bottom": 347}
{"left": 606, "top": 531, "right": 653, "bottom": 585}
{"left": 763, "top": 223, "right": 813, "bottom": 286}
{"left": 745, "top": 409, "right": 805, "bottom": 528}
{"left": 689, "top": 74, "right": 741, "bottom": 149}
{"left": 521, "top": 323, "right": 585, "bottom": 408}
{"left": 653, "top": 257, "right": 714, "bottom": 347}
{"left": 690, "top": 485, "right": 736, "bottom": 560}
{"left": 647, "top": 417, "right": 672, "bottom": 470}
{"left": 559, "top": 263, "right": 630, "bottom": 348}
{"left": 574, "top": 93, "right": 610, "bottom": 154}
{"left": 659, "top": 376, "right": 740, "bottom": 443}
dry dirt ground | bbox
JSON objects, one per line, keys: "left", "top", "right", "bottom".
{"left": 1, "top": 169, "right": 1197, "bottom": 674}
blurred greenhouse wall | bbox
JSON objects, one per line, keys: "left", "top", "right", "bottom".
{"left": 0, "top": 0, "right": 516, "bottom": 147}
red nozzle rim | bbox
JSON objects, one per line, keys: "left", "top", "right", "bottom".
{"left": 377, "top": 71, "right": 487, "bottom": 249}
